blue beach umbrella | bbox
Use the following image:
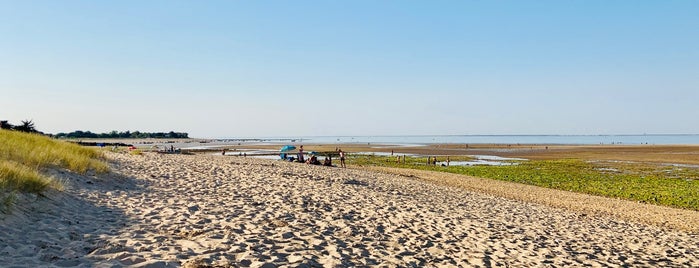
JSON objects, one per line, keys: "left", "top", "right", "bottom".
{"left": 280, "top": 145, "right": 296, "bottom": 152}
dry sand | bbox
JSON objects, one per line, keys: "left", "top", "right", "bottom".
{"left": 362, "top": 166, "right": 699, "bottom": 232}
{"left": 1, "top": 152, "right": 698, "bottom": 267}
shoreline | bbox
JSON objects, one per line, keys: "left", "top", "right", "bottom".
{"left": 71, "top": 138, "right": 699, "bottom": 165}
{"left": 196, "top": 143, "right": 699, "bottom": 165}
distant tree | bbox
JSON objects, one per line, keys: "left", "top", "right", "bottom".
{"left": 52, "top": 130, "right": 188, "bottom": 139}
{"left": 13, "top": 120, "right": 37, "bottom": 133}
{"left": 0, "top": 120, "right": 13, "bottom": 130}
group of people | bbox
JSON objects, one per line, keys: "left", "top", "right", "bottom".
{"left": 426, "top": 155, "right": 450, "bottom": 166}
{"left": 151, "top": 145, "right": 178, "bottom": 153}
{"left": 305, "top": 154, "right": 334, "bottom": 166}
{"left": 299, "top": 145, "right": 346, "bottom": 168}
{"left": 222, "top": 149, "right": 247, "bottom": 157}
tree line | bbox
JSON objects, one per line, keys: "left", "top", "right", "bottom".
{"left": 1, "top": 119, "right": 188, "bottom": 139}
{"left": 1, "top": 120, "right": 41, "bottom": 134}
{"left": 54, "top": 130, "right": 189, "bottom": 139}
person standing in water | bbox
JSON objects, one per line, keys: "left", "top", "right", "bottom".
{"left": 339, "top": 149, "right": 346, "bottom": 168}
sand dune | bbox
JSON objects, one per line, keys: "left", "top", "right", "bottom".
{"left": 2, "top": 152, "right": 698, "bottom": 267}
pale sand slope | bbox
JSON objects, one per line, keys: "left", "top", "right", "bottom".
{"left": 362, "top": 167, "right": 699, "bottom": 232}
{"left": 1, "top": 153, "right": 697, "bottom": 267}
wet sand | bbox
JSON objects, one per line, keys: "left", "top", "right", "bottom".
{"left": 226, "top": 143, "right": 699, "bottom": 165}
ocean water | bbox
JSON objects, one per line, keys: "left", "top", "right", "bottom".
{"left": 223, "top": 135, "right": 699, "bottom": 145}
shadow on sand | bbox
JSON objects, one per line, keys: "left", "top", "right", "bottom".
{"left": 0, "top": 168, "right": 150, "bottom": 267}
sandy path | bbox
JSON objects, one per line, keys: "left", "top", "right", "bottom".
{"left": 2, "top": 152, "right": 698, "bottom": 267}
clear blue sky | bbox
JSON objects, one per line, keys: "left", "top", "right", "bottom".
{"left": 2, "top": 1, "right": 698, "bottom": 138}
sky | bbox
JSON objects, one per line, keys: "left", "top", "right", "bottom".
{"left": 1, "top": 1, "right": 698, "bottom": 138}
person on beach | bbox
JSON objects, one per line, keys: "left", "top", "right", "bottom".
{"left": 222, "top": 149, "right": 226, "bottom": 155}
{"left": 307, "top": 155, "right": 320, "bottom": 165}
{"left": 298, "top": 145, "right": 305, "bottom": 163}
{"left": 323, "top": 156, "right": 332, "bottom": 166}
{"left": 339, "top": 149, "right": 346, "bottom": 168}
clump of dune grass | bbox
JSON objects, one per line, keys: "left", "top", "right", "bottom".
{"left": 0, "top": 160, "right": 54, "bottom": 212}
{"left": 0, "top": 161, "right": 51, "bottom": 193}
{"left": 0, "top": 129, "right": 108, "bottom": 211}
{"left": 0, "top": 129, "right": 108, "bottom": 173}
{"left": 1, "top": 192, "right": 17, "bottom": 213}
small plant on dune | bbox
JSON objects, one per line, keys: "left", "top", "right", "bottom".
{"left": 0, "top": 192, "right": 17, "bottom": 213}
{"left": 0, "top": 161, "right": 53, "bottom": 193}
{"left": 0, "top": 160, "right": 56, "bottom": 212}
{"left": 130, "top": 149, "right": 143, "bottom": 155}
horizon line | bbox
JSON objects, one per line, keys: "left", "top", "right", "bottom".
{"left": 205, "top": 133, "right": 699, "bottom": 139}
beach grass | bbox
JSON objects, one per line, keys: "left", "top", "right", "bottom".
{"left": 0, "top": 161, "right": 52, "bottom": 193}
{"left": 350, "top": 155, "right": 699, "bottom": 210}
{"left": 0, "top": 129, "right": 108, "bottom": 211}
{"left": 0, "top": 129, "right": 108, "bottom": 173}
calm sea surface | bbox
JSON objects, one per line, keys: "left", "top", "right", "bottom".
{"left": 221, "top": 135, "right": 699, "bottom": 145}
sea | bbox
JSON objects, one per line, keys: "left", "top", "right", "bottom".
{"left": 219, "top": 135, "right": 699, "bottom": 145}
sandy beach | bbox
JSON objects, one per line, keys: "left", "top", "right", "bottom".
{"left": 2, "top": 152, "right": 698, "bottom": 267}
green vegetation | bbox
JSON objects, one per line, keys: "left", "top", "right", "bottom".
{"left": 350, "top": 155, "right": 699, "bottom": 210}
{"left": 1, "top": 119, "right": 41, "bottom": 134}
{"left": 0, "top": 129, "right": 108, "bottom": 212}
{"left": 54, "top": 130, "right": 188, "bottom": 139}
{"left": 0, "top": 161, "right": 51, "bottom": 193}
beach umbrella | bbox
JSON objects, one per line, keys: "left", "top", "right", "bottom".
{"left": 280, "top": 145, "right": 296, "bottom": 152}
